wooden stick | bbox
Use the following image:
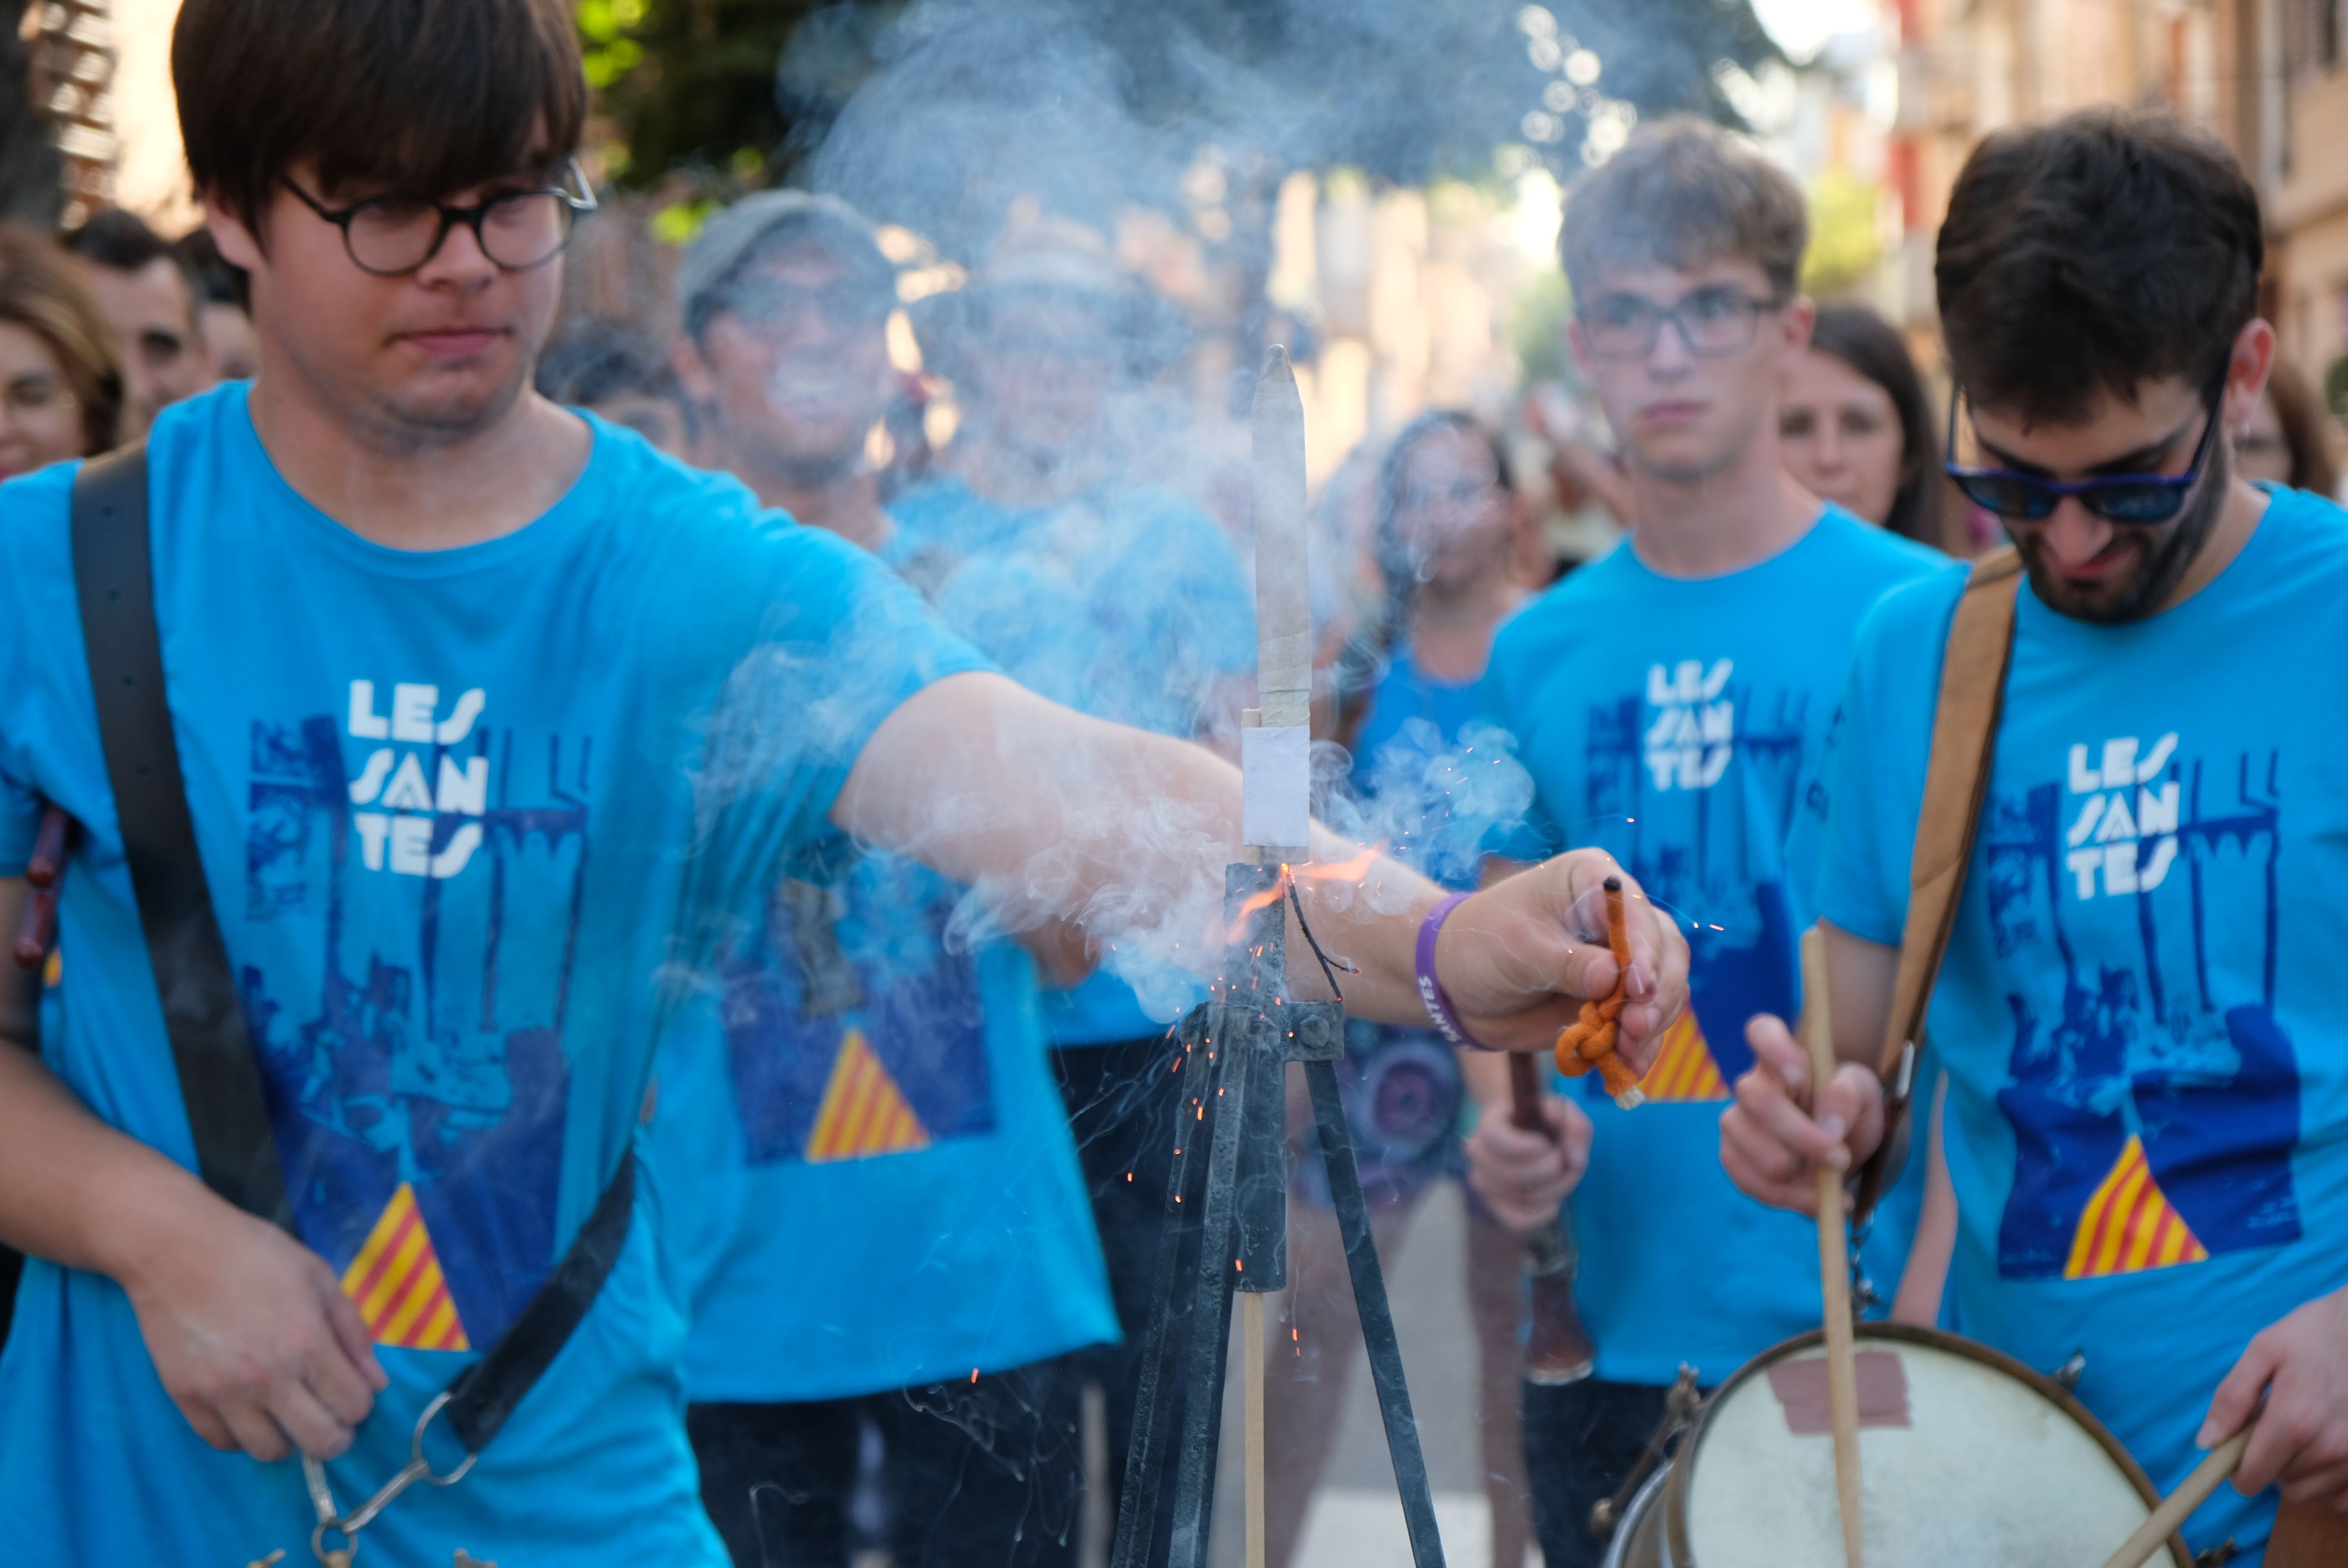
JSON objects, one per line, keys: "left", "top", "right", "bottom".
{"left": 1244, "top": 1290, "right": 1266, "bottom": 1568}
{"left": 1801, "top": 926, "right": 1864, "bottom": 1568}
{"left": 2094, "top": 1428, "right": 2251, "bottom": 1568}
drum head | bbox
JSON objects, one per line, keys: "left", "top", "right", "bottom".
{"left": 1601, "top": 1464, "right": 1674, "bottom": 1568}
{"left": 1666, "top": 1324, "right": 2189, "bottom": 1568}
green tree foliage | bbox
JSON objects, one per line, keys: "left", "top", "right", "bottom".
{"left": 583, "top": 0, "right": 1777, "bottom": 195}
{"left": 1801, "top": 168, "right": 1882, "bottom": 300}
{"left": 578, "top": 0, "right": 900, "bottom": 187}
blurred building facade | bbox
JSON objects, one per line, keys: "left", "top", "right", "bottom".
{"left": 1860, "top": 0, "right": 2348, "bottom": 395}
{"left": 22, "top": 0, "right": 195, "bottom": 229}
{"left": 2272, "top": 0, "right": 2348, "bottom": 380}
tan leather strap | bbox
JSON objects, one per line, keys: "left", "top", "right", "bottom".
{"left": 1852, "top": 547, "right": 2021, "bottom": 1223}
{"left": 2268, "top": 1497, "right": 2348, "bottom": 1566}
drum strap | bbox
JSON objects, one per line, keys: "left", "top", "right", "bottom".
{"left": 2270, "top": 1493, "right": 2348, "bottom": 1566}
{"left": 1851, "top": 547, "right": 2020, "bottom": 1224}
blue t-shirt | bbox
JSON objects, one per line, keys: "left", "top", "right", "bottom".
{"left": 1808, "top": 487, "right": 2348, "bottom": 1564}
{"left": 647, "top": 525, "right": 1117, "bottom": 1403}
{"left": 0, "top": 386, "right": 985, "bottom": 1564}
{"left": 1481, "top": 507, "right": 1942, "bottom": 1386}
{"left": 891, "top": 477, "right": 1255, "bottom": 1043}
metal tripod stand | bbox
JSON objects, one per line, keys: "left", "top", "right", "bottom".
{"left": 1105, "top": 861, "right": 1448, "bottom": 1568}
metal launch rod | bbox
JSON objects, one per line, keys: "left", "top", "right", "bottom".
{"left": 1105, "top": 349, "right": 1446, "bottom": 1568}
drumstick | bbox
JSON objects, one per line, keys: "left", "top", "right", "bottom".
{"left": 1801, "top": 926, "right": 1865, "bottom": 1568}
{"left": 2093, "top": 1427, "right": 2252, "bottom": 1568}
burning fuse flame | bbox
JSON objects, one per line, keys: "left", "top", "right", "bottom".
{"left": 1219, "top": 845, "right": 1384, "bottom": 945}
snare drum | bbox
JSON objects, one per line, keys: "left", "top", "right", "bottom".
{"left": 1600, "top": 1323, "right": 2190, "bottom": 1567}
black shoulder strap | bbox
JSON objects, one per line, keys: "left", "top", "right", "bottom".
{"left": 71, "top": 446, "right": 292, "bottom": 1226}
{"left": 67, "top": 445, "right": 634, "bottom": 1458}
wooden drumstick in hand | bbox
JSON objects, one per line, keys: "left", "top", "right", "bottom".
{"left": 1801, "top": 926, "right": 1865, "bottom": 1568}
{"left": 2093, "top": 1426, "right": 2252, "bottom": 1568}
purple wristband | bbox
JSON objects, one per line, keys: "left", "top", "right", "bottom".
{"left": 1415, "top": 893, "right": 1490, "bottom": 1050}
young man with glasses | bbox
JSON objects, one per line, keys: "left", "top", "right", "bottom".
{"left": 1722, "top": 109, "right": 2348, "bottom": 1562}
{"left": 1461, "top": 117, "right": 1941, "bottom": 1568}
{"left": 0, "top": 2, "right": 1688, "bottom": 1561}
{"left": 653, "top": 192, "right": 1114, "bottom": 1568}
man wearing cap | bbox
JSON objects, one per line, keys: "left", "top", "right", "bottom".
{"left": 893, "top": 216, "right": 1259, "bottom": 1499}
{"left": 650, "top": 193, "right": 1115, "bottom": 1568}
{"left": 673, "top": 193, "right": 905, "bottom": 547}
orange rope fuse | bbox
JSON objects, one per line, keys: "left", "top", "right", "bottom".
{"left": 1553, "top": 875, "right": 1645, "bottom": 1108}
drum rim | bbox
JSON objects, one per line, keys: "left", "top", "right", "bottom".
{"left": 1659, "top": 1321, "right": 2191, "bottom": 1568}
{"left": 1600, "top": 1462, "right": 1676, "bottom": 1568}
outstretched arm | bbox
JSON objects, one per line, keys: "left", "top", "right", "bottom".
{"left": 834, "top": 672, "right": 1688, "bottom": 1058}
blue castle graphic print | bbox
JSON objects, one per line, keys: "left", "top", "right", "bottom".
{"left": 1981, "top": 733, "right": 2301, "bottom": 1279}
{"left": 240, "top": 680, "right": 586, "bottom": 1347}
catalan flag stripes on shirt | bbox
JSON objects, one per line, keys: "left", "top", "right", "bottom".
{"left": 341, "top": 1182, "right": 470, "bottom": 1351}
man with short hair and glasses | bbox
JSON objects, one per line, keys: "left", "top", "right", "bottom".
{"left": 1462, "top": 116, "right": 1942, "bottom": 1568}
{"left": 0, "top": 2, "right": 1689, "bottom": 1561}
{"left": 1723, "top": 107, "right": 2348, "bottom": 1562}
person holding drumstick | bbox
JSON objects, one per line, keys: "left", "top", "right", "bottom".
{"left": 1463, "top": 118, "right": 1943, "bottom": 1568}
{"left": 1723, "top": 108, "right": 2348, "bottom": 1565}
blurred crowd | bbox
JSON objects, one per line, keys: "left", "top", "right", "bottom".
{"left": 13, "top": 188, "right": 2345, "bottom": 612}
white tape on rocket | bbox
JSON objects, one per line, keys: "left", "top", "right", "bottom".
{"left": 1240, "top": 725, "right": 1312, "bottom": 848}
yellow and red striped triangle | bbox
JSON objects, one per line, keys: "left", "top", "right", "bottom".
{"left": 341, "top": 1181, "right": 471, "bottom": 1351}
{"left": 1634, "top": 1011, "right": 1728, "bottom": 1103}
{"left": 2064, "top": 1132, "right": 2210, "bottom": 1280}
{"left": 806, "top": 1028, "right": 932, "bottom": 1162}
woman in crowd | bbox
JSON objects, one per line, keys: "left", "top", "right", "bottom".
{"left": 2234, "top": 353, "right": 2339, "bottom": 497}
{"left": 1265, "top": 410, "right": 1536, "bottom": 1568}
{"left": 0, "top": 224, "right": 120, "bottom": 484}
{"left": 1777, "top": 302, "right": 1944, "bottom": 547}
{"left": 0, "top": 222, "right": 120, "bottom": 1353}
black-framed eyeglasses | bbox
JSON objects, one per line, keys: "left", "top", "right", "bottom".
{"left": 283, "top": 159, "right": 598, "bottom": 278}
{"left": 1943, "top": 373, "right": 2225, "bottom": 524}
{"left": 1576, "top": 286, "right": 1780, "bottom": 362}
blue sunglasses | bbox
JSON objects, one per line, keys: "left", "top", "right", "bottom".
{"left": 1944, "top": 376, "right": 2225, "bottom": 524}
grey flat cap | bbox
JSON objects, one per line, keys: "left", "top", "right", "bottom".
{"left": 675, "top": 189, "right": 892, "bottom": 324}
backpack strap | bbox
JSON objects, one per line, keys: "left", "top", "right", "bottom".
{"left": 71, "top": 445, "right": 294, "bottom": 1226}
{"left": 1852, "top": 547, "right": 2021, "bottom": 1223}
{"left": 67, "top": 446, "right": 634, "bottom": 1463}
